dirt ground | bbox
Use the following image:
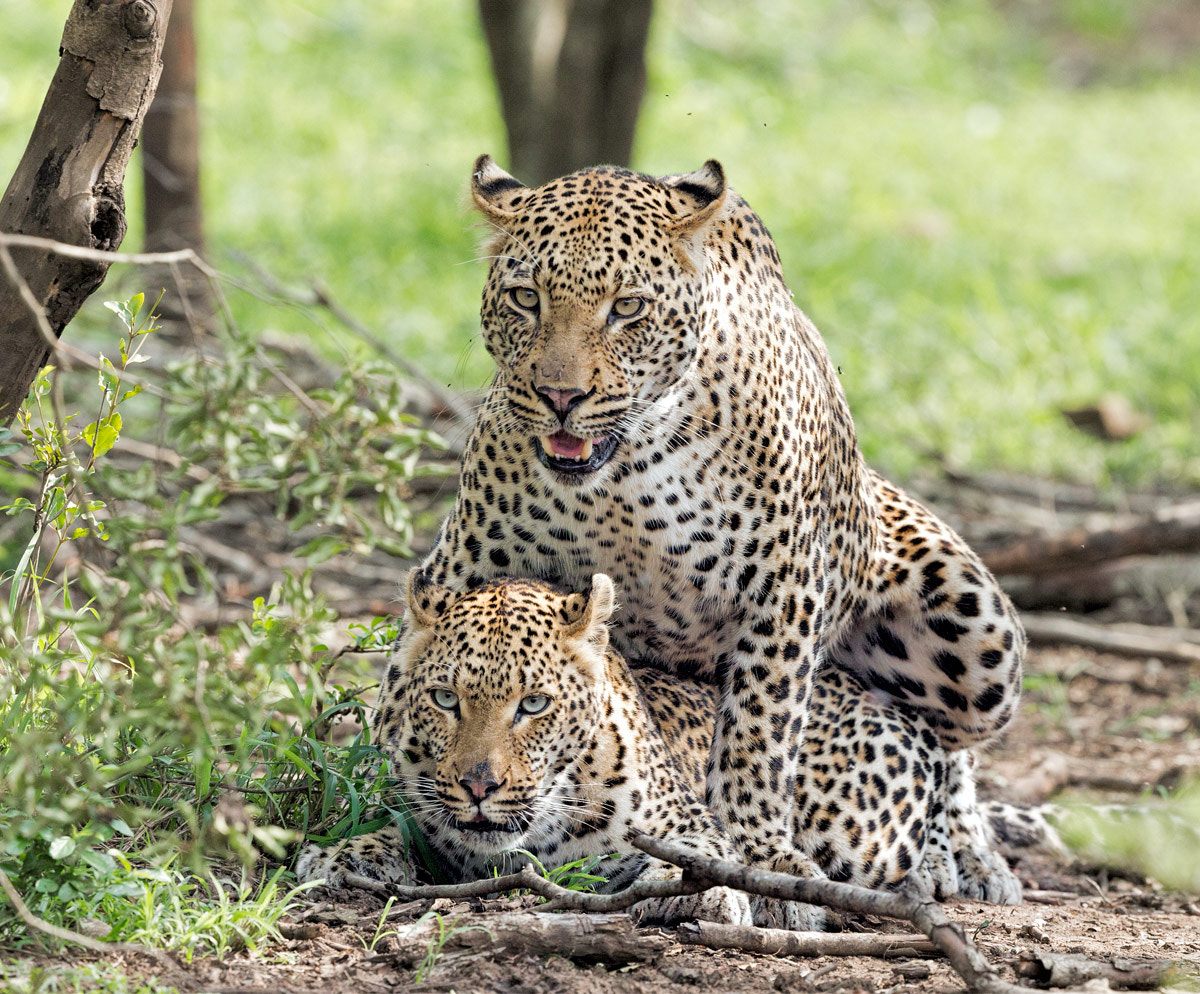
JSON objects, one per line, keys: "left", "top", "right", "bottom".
{"left": 39, "top": 643, "right": 1198, "bottom": 994}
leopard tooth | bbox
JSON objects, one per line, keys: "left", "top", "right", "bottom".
{"left": 579, "top": 437, "right": 594, "bottom": 462}
{"left": 540, "top": 434, "right": 555, "bottom": 454}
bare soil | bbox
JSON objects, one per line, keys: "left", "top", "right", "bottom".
{"left": 31, "top": 643, "right": 1199, "bottom": 994}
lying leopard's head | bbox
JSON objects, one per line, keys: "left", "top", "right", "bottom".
{"left": 470, "top": 155, "right": 730, "bottom": 480}
{"left": 380, "top": 570, "right": 616, "bottom": 857}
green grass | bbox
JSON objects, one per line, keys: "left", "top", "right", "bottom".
{"left": 0, "top": 960, "right": 177, "bottom": 994}
{"left": 2, "top": 0, "right": 1198, "bottom": 486}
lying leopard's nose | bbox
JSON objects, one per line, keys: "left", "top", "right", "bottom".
{"left": 459, "top": 774, "right": 501, "bottom": 801}
{"left": 535, "top": 385, "right": 588, "bottom": 423}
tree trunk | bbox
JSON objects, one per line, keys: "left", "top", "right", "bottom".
{"left": 478, "top": 0, "right": 653, "bottom": 186}
{"left": 0, "top": 0, "right": 174, "bottom": 423}
{"left": 143, "top": 0, "right": 203, "bottom": 255}
{"left": 141, "top": 0, "right": 211, "bottom": 334}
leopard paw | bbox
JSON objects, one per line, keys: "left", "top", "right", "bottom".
{"left": 750, "top": 849, "right": 828, "bottom": 931}
{"left": 954, "top": 841, "right": 1022, "bottom": 904}
{"left": 632, "top": 887, "right": 753, "bottom": 927}
{"left": 295, "top": 826, "right": 412, "bottom": 889}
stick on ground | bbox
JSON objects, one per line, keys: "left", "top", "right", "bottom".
{"left": 679, "top": 920, "right": 938, "bottom": 958}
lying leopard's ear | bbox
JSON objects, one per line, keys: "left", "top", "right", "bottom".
{"left": 403, "top": 567, "right": 455, "bottom": 629}
{"left": 559, "top": 574, "right": 617, "bottom": 654}
{"left": 661, "top": 159, "right": 728, "bottom": 233}
{"left": 471, "top": 154, "right": 529, "bottom": 225}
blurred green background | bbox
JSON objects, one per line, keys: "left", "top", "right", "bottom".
{"left": 2, "top": 0, "right": 1198, "bottom": 487}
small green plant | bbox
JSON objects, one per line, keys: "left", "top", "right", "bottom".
{"left": 99, "top": 861, "right": 316, "bottom": 963}
{"left": 503, "top": 849, "right": 614, "bottom": 894}
{"left": 361, "top": 895, "right": 398, "bottom": 953}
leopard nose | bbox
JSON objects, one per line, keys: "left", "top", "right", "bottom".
{"left": 459, "top": 775, "right": 501, "bottom": 801}
{"left": 535, "top": 385, "right": 588, "bottom": 424}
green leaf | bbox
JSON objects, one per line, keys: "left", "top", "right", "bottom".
{"left": 294, "top": 534, "right": 346, "bottom": 564}
{"left": 34, "top": 877, "right": 58, "bottom": 894}
{"left": 82, "top": 412, "right": 122, "bottom": 458}
{"left": 103, "top": 294, "right": 143, "bottom": 327}
{"left": 0, "top": 441, "right": 21, "bottom": 458}
{"left": 48, "top": 836, "right": 75, "bottom": 860}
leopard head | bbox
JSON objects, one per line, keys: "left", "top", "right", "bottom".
{"left": 470, "top": 155, "right": 729, "bottom": 480}
{"left": 384, "top": 570, "right": 616, "bottom": 854}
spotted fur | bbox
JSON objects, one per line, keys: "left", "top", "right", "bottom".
{"left": 297, "top": 575, "right": 1021, "bottom": 919}
{"left": 411, "top": 157, "right": 1025, "bottom": 919}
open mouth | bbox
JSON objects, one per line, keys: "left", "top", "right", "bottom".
{"left": 455, "top": 814, "right": 516, "bottom": 834}
{"left": 534, "top": 430, "right": 619, "bottom": 476}
{"left": 456, "top": 819, "right": 510, "bottom": 834}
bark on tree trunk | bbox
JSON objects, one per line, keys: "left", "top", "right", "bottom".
{"left": 478, "top": 0, "right": 653, "bottom": 186}
{"left": 0, "top": 0, "right": 174, "bottom": 423}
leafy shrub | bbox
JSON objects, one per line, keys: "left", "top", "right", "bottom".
{"left": 0, "top": 294, "right": 447, "bottom": 946}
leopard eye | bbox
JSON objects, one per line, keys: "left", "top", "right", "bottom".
{"left": 518, "top": 694, "right": 550, "bottom": 716}
{"left": 508, "top": 287, "right": 539, "bottom": 311}
{"left": 431, "top": 688, "right": 459, "bottom": 710}
{"left": 611, "top": 297, "right": 645, "bottom": 320}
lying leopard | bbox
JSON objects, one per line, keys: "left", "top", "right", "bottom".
{"left": 415, "top": 156, "right": 1025, "bottom": 924}
{"left": 298, "top": 573, "right": 1020, "bottom": 923}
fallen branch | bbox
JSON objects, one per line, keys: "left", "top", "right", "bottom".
{"left": 983, "top": 501, "right": 1200, "bottom": 577}
{"left": 630, "top": 833, "right": 1023, "bottom": 994}
{"left": 344, "top": 840, "right": 1023, "bottom": 992}
{"left": 1021, "top": 613, "right": 1200, "bottom": 664}
{"left": 679, "top": 920, "right": 938, "bottom": 957}
{"left": 1015, "top": 949, "right": 1196, "bottom": 990}
{"left": 343, "top": 864, "right": 706, "bottom": 913}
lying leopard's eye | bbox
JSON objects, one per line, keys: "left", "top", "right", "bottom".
{"left": 508, "top": 287, "right": 539, "bottom": 311}
{"left": 611, "top": 297, "right": 645, "bottom": 319}
{"left": 431, "top": 688, "right": 459, "bottom": 710}
{"left": 518, "top": 694, "right": 550, "bottom": 716}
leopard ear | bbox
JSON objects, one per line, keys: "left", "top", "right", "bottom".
{"left": 403, "top": 567, "right": 455, "bottom": 629}
{"left": 471, "top": 154, "right": 529, "bottom": 225}
{"left": 560, "top": 574, "right": 616, "bottom": 654}
{"left": 661, "top": 159, "right": 728, "bottom": 233}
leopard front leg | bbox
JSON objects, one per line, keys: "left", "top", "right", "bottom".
{"left": 707, "top": 604, "right": 829, "bottom": 930}
{"left": 629, "top": 833, "right": 754, "bottom": 927}
{"left": 833, "top": 474, "right": 1025, "bottom": 751}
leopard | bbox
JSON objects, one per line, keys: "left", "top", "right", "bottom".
{"left": 297, "top": 572, "right": 1021, "bottom": 923}
{"left": 410, "top": 155, "right": 1026, "bottom": 925}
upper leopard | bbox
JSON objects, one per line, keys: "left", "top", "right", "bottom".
{"left": 420, "top": 156, "right": 1025, "bottom": 887}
